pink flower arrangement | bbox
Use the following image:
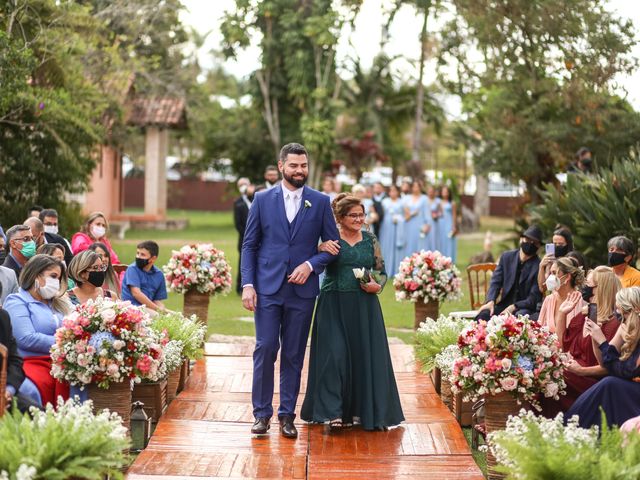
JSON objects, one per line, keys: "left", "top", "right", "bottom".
{"left": 163, "top": 243, "right": 232, "bottom": 295}
{"left": 50, "top": 298, "right": 167, "bottom": 389}
{"left": 449, "top": 314, "right": 569, "bottom": 409}
{"left": 393, "top": 250, "right": 462, "bottom": 303}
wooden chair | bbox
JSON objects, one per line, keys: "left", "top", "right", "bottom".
{"left": 0, "top": 343, "right": 7, "bottom": 416}
{"left": 466, "top": 263, "right": 497, "bottom": 310}
{"left": 113, "top": 264, "right": 128, "bottom": 275}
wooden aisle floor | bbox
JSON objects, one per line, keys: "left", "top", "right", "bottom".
{"left": 126, "top": 342, "right": 483, "bottom": 480}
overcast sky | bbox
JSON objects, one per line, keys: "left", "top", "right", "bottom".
{"left": 180, "top": 0, "right": 640, "bottom": 115}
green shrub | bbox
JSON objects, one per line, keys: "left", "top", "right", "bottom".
{"left": 150, "top": 310, "right": 206, "bottom": 360}
{"left": 414, "top": 315, "right": 469, "bottom": 373}
{"left": 529, "top": 155, "right": 640, "bottom": 267}
{"left": 0, "top": 399, "right": 129, "bottom": 480}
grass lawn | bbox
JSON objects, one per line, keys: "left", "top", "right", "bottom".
{"left": 112, "top": 209, "right": 513, "bottom": 343}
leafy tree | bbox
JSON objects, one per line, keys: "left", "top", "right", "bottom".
{"left": 438, "top": 0, "right": 640, "bottom": 201}
{"left": 528, "top": 154, "right": 640, "bottom": 266}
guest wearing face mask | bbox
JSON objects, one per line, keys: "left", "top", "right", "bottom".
{"left": 66, "top": 250, "right": 116, "bottom": 305}
{"left": 121, "top": 241, "right": 167, "bottom": 311}
{"left": 606, "top": 236, "right": 640, "bottom": 288}
{"left": 0, "top": 232, "right": 6, "bottom": 264}
{"left": 71, "top": 212, "right": 120, "bottom": 264}
{"left": 36, "top": 243, "right": 74, "bottom": 291}
{"left": 3, "top": 225, "right": 37, "bottom": 277}
{"left": 38, "top": 208, "right": 74, "bottom": 265}
{"left": 538, "top": 257, "right": 586, "bottom": 333}
{"left": 234, "top": 178, "right": 255, "bottom": 294}
{"left": 3, "top": 255, "right": 72, "bottom": 406}
{"left": 537, "top": 226, "right": 574, "bottom": 294}
{"left": 549, "top": 266, "right": 622, "bottom": 413}
{"left": 567, "top": 287, "right": 640, "bottom": 428}
{"left": 476, "top": 226, "right": 543, "bottom": 321}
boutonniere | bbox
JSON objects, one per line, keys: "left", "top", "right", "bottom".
{"left": 304, "top": 200, "right": 312, "bottom": 208}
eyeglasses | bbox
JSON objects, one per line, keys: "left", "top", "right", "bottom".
{"left": 14, "top": 236, "right": 34, "bottom": 243}
{"left": 87, "top": 265, "right": 107, "bottom": 272}
{"left": 345, "top": 213, "right": 366, "bottom": 220}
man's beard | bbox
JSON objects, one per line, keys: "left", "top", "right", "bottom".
{"left": 283, "top": 171, "right": 307, "bottom": 189}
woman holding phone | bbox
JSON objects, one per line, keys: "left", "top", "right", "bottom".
{"left": 537, "top": 226, "right": 574, "bottom": 294}
{"left": 548, "top": 266, "right": 622, "bottom": 413}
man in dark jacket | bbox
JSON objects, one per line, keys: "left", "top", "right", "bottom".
{"left": 233, "top": 179, "right": 255, "bottom": 293}
{"left": 476, "top": 225, "right": 543, "bottom": 321}
{"left": 39, "top": 209, "right": 74, "bottom": 264}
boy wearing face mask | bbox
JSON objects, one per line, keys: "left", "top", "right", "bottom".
{"left": 476, "top": 225, "right": 543, "bottom": 321}
{"left": 607, "top": 236, "right": 640, "bottom": 288}
{"left": 121, "top": 241, "right": 167, "bottom": 311}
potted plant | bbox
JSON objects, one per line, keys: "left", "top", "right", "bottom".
{"left": 163, "top": 243, "right": 232, "bottom": 327}
{"left": 149, "top": 310, "right": 206, "bottom": 401}
{"left": 414, "top": 315, "right": 469, "bottom": 394}
{"left": 449, "top": 314, "right": 569, "bottom": 479}
{"left": 50, "top": 298, "right": 165, "bottom": 432}
{"left": 0, "top": 398, "right": 128, "bottom": 479}
{"left": 393, "top": 250, "right": 462, "bottom": 329}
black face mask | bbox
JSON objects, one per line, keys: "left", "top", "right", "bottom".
{"left": 581, "top": 285, "right": 594, "bottom": 302}
{"left": 88, "top": 271, "right": 106, "bottom": 287}
{"left": 608, "top": 251, "right": 627, "bottom": 267}
{"left": 521, "top": 241, "right": 538, "bottom": 256}
{"left": 136, "top": 257, "right": 150, "bottom": 269}
{"left": 554, "top": 244, "right": 569, "bottom": 257}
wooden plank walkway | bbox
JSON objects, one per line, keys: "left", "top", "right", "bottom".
{"left": 127, "top": 342, "right": 483, "bottom": 480}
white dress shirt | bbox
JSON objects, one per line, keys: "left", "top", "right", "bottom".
{"left": 282, "top": 183, "right": 304, "bottom": 223}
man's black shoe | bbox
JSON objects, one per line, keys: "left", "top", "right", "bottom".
{"left": 279, "top": 416, "right": 298, "bottom": 438}
{"left": 251, "top": 417, "right": 271, "bottom": 435}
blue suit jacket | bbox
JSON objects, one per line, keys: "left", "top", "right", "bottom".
{"left": 241, "top": 186, "right": 339, "bottom": 298}
{"left": 486, "top": 248, "right": 541, "bottom": 312}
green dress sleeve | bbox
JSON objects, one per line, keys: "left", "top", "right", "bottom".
{"left": 371, "top": 233, "right": 388, "bottom": 291}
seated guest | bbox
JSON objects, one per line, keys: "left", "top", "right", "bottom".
{"left": 121, "top": 241, "right": 167, "bottom": 311}
{"left": 3, "top": 225, "right": 36, "bottom": 277}
{"left": 0, "top": 265, "right": 18, "bottom": 306}
{"left": 537, "top": 226, "right": 574, "bottom": 294}
{"left": 476, "top": 225, "right": 543, "bottom": 321}
{"left": 28, "top": 205, "right": 43, "bottom": 218}
{"left": 3, "top": 255, "right": 71, "bottom": 406}
{"left": 88, "top": 242, "right": 121, "bottom": 296}
{"left": 67, "top": 250, "right": 116, "bottom": 305}
{"left": 38, "top": 208, "right": 74, "bottom": 265}
{"left": 567, "top": 287, "right": 640, "bottom": 428}
{"left": 552, "top": 266, "right": 621, "bottom": 412}
{"left": 0, "top": 285, "right": 42, "bottom": 411}
{"left": 538, "top": 257, "right": 585, "bottom": 333}
{"left": 71, "top": 212, "right": 120, "bottom": 264}
{"left": 0, "top": 230, "right": 6, "bottom": 263}
{"left": 607, "top": 236, "right": 640, "bottom": 288}
{"left": 37, "top": 243, "right": 74, "bottom": 291}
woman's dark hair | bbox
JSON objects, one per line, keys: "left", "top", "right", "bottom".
{"left": 567, "top": 250, "right": 587, "bottom": 270}
{"left": 553, "top": 225, "right": 574, "bottom": 251}
{"left": 331, "top": 193, "right": 364, "bottom": 220}
{"left": 18, "top": 254, "right": 70, "bottom": 314}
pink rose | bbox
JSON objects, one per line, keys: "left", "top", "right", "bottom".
{"left": 499, "top": 377, "right": 518, "bottom": 391}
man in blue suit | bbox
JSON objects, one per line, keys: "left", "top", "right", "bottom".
{"left": 241, "top": 143, "right": 340, "bottom": 438}
{"left": 476, "top": 225, "right": 543, "bottom": 321}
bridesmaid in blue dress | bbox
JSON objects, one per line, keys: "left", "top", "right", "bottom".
{"left": 403, "top": 181, "right": 427, "bottom": 258}
{"left": 423, "top": 185, "right": 441, "bottom": 252}
{"left": 437, "top": 185, "right": 458, "bottom": 262}
{"left": 567, "top": 287, "right": 640, "bottom": 428}
{"left": 379, "top": 185, "right": 405, "bottom": 275}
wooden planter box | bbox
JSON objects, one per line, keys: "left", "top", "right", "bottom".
{"left": 452, "top": 392, "right": 473, "bottom": 427}
{"left": 430, "top": 367, "right": 441, "bottom": 395}
{"left": 177, "top": 358, "right": 190, "bottom": 393}
{"left": 132, "top": 379, "right": 168, "bottom": 423}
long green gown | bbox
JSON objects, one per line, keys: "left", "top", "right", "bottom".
{"left": 301, "top": 231, "right": 405, "bottom": 430}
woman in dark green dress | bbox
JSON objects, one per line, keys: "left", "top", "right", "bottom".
{"left": 301, "top": 193, "right": 405, "bottom": 431}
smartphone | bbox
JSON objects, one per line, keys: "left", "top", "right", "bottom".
{"left": 545, "top": 243, "right": 555, "bottom": 256}
{"left": 588, "top": 303, "right": 597, "bottom": 322}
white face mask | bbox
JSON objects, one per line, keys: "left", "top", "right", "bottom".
{"left": 44, "top": 225, "right": 58, "bottom": 235}
{"left": 545, "top": 274, "right": 560, "bottom": 292}
{"left": 37, "top": 276, "right": 60, "bottom": 299}
{"left": 91, "top": 225, "right": 106, "bottom": 239}
{"left": 239, "top": 184, "right": 248, "bottom": 195}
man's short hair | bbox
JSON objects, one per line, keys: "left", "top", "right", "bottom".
{"left": 264, "top": 165, "right": 278, "bottom": 173}
{"left": 39, "top": 209, "right": 59, "bottom": 221}
{"left": 608, "top": 235, "right": 635, "bottom": 257}
{"left": 28, "top": 205, "right": 44, "bottom": 215}
{"left": 279, "top": 143, "right": 308, "bottom": 163}
{"left": 576, "top": 147, "right": 590, "bottom": 157}
{"left": 137, "top": 240, "right": 159, "bottom": 258}
{"left": 5, "top": 225, "right": 31, "bottom": 249}
{"left": 24, "top": 217, "right": 44, "bottom": 235}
